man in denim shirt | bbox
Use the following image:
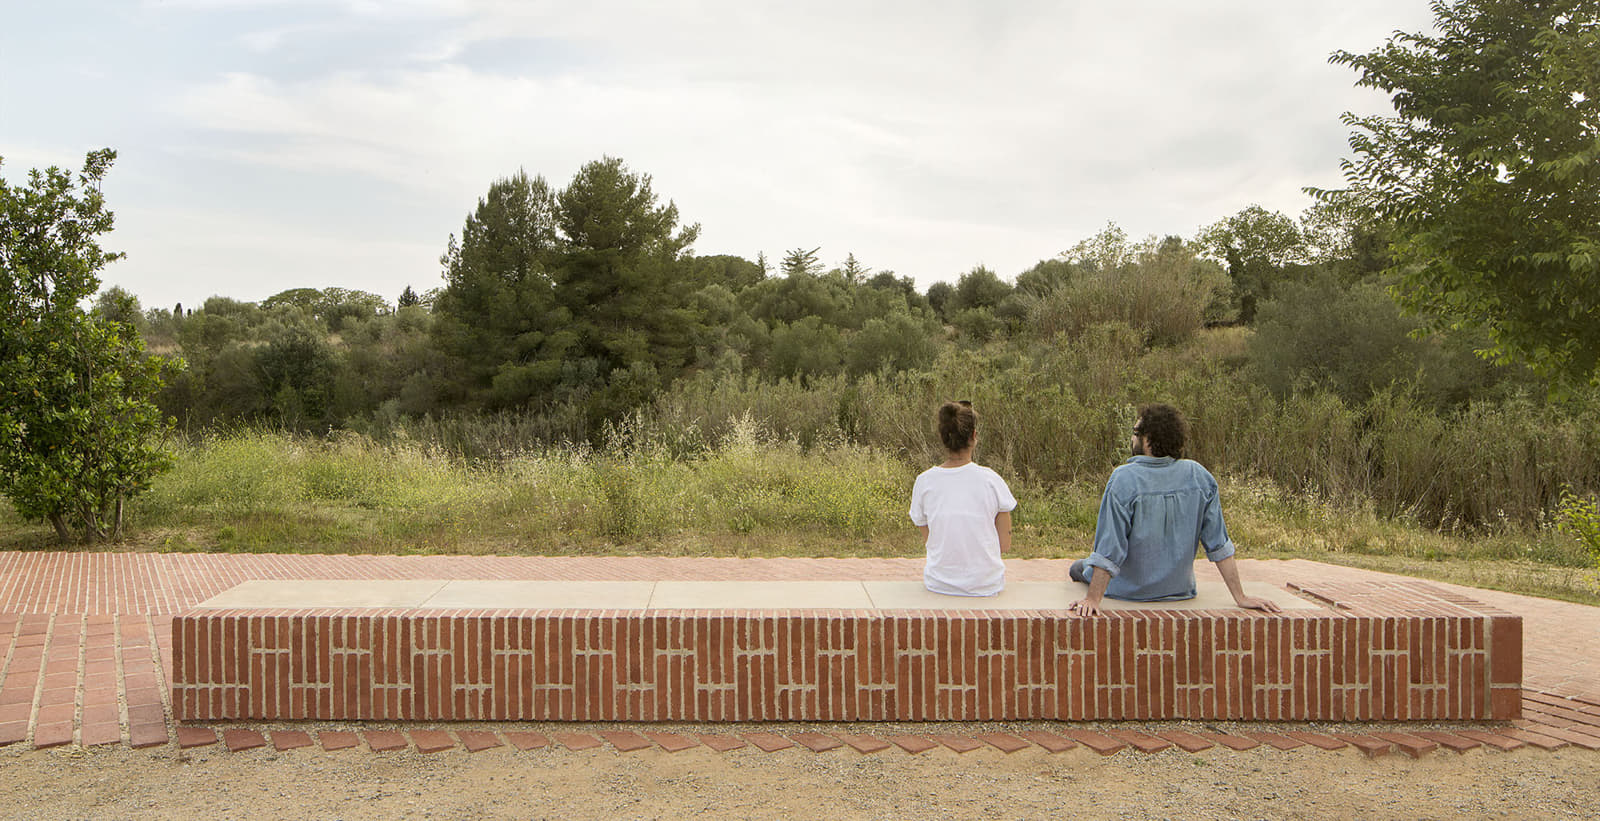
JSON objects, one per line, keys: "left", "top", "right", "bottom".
{"left": 1067, "top": 403, "right": 1280, "bottom": 617}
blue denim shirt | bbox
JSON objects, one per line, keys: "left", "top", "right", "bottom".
{"left": 1084, "top": 455, "right": 1236, "bottom": 601}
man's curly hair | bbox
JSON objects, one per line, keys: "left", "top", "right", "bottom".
{"left": 1135, "top": 403, "right": 1187, "bottom": 458}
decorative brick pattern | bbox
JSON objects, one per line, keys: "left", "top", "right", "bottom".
{"left": 839, "top": 733, "right": 892, "bottom": 753}
{"left": 642, "top": 731, "right": 698, "bottom": 752}
{"left": 169, "top": 581, "right": 1521, "bottom": 723}
{"left": 1017, "top": 729, "right": 1077, "bottom": 752}
{"left": 886, "top": 734, "right": 937, "bottom": 754}
{"left": 503, "top": 731, "right": 547, "bottom": 750}
{"left": 458, "top": 730, "right": 503, "bottom": 752}
{"left": 272, "top": 730, "right": 313, "bottom": 750}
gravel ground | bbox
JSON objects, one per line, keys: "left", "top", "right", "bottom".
{"left": 3, "top": 734, "right": 1597, "bottom": 820}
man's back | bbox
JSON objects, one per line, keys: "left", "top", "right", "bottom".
{"left": 1085, "top": 455, "right": 1237, "bottom": 601}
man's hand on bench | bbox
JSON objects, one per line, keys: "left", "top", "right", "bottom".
{"left": 1219, "top": 557, "right": 1282, "bottom": 613}
{"left": 1066, "top": 597, "right": 1101, "bottom": 617}
{"left": 1232, "top": 595, "right": 1283, "bottom": 613}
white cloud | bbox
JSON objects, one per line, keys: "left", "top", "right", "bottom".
{"left": 19, "top": 1, "right": 1442, "bottom": 307}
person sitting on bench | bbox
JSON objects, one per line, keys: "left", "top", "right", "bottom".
{"left": 909, "top": 401, "right": 1017, "bottom": 597}
{"left": 1068, "top": 402, "right": 1281, "bottom": 616}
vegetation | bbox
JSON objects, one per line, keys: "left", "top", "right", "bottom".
{"left": 0, "top": 424, "right": 1593, "bottom": 605}
{"left": 1328, "top": 0, "right": 1600, "bottom": 388}
{"left": 0, "top": 149, "right": 174, "bottom": 542}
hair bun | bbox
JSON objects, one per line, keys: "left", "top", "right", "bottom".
{"left": 935, "top": 401, "right": 978, "bottom": 453}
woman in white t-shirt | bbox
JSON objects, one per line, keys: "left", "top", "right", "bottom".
{"left": 908, "top": 401, "right": 1017, "bottom": 596}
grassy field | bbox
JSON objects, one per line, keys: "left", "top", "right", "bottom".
{"left": 2, "top": 428, "right": 1596, "bottom": 606}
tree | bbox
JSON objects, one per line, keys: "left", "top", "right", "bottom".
{"left": 1250, "top": 273, "right": 1532, "bottom": 408}
{"left": 434, "top": 157, "right": 704, "bottom": 424}
{"left": 947, "top": 265, "right": 1012, "bottom": 314}
{"left": 780, "top": 247, "right": 823, "bottom": 277}
{"left": 685, "top": 254, "right": 764, "bottom": 292}
{"left": 926, "top": 281, "right": 954, "bottom": 320}
{"left": 553, "top": 156, "right": 701, "bottom": 422}
{"left": 1326, "top": 1, "right": 1600, "bottom": 385}
{"left": 433, "top": 169, "right": 570, "bottom": 407}
{"left": 846, "top": 311, "right": 939, "bottom": 376}
{"left": 769, "top": 316, "right": 844, "bottom": 381}
{"left": 255, "top": 312, "right": 337, "bottom": 429}
{"left": 0, "top": 149, "right": 174, "bottom": 542}
{"left": 838, "top": 252, "right": 870, "bottom": 283}
{"left": 1196, "top": 205, "right": 1309, "bottom": 323}
{"left": 93, "top": 285, "right": 144, "bottom": 332}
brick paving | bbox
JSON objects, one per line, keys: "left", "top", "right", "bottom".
{"left": 0, "top": 552, "right": 1596, "bottom": 758}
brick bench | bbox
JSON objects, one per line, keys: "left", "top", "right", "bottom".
{"left": 170, "top": 579, "right": 1521, "bottom": 723}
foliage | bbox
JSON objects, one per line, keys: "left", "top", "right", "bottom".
{"left": 433, "top": 157, "right": 702, "bottom": 424}
{"left": 1555, "top": 488, "right": 1600, "bottom": 569}
{"left": 0, "top": 149, "right": 174, "bottom": 542}
{"left": 93, "top": 285, "right": 145, "bottom": 332}
{"left": 780, "top": 247, "right": 823, "bottom": 277}
{"left": 129, "top": 426, "right": 913, "bottom": 551}
{"left": 1250, "top": 273, "right": 1540, "bottom": 408}
{"left": 261, "top": 286, "right": 389, "bottom": 331}
{"left": 1328, "top": 1, "right": 1600, "bottom": 386}
{"left": 1195, "top": 205, "right": 1309, "bottom": 323}
{"left": 947, "top": 265, "right": 1012, "bottom": 314}
{"left": 1028, "top": 227, "right": 1228, "bottom": 346}
{"left": 433, "top": 168, "right": 568, "bottom": 408}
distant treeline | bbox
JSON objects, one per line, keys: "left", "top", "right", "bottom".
{"left": 98, "top": 157, "right": 1593, "bottom": 529}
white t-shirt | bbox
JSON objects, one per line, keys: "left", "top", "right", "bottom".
{"left": 908, "top": 463, "right": 1018, "bottom": 596}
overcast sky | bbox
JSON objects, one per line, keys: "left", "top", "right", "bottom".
{"left": 2, "top": 0, "right": 1440, "bottom": 312}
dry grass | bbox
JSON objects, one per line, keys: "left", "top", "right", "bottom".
{"left": 3, "top": 431, "right": 1595, "bottom": 606}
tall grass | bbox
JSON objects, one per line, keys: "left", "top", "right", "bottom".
{"left": 628, "top": 329, "right": 1600, "bottom": 532}
{"left": 9, "top": 418, "right": 1593, "bottom": 602}
{"left": 124, "top": 417, "right": 917, "bottom": 554}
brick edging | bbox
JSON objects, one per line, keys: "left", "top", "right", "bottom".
{"left": 121, "top": 721, "right": 1593, "bottom": 758}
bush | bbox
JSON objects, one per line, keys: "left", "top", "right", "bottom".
{"left": 1249, "top": 275, "right": 1542, "bottom": 409}
{"left": 1028, "top": 238, "right": 1226, "bottom": 347}
{"left": 1556, "top": 488, "right": 1600, "bottom": 570}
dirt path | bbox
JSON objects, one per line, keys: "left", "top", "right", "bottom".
{"left": 6, "top": 742, "right": 1597, "bottom": 820}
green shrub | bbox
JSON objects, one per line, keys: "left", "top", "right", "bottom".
{"left": 1028, "top": 238, "right": 1227, "bottom": 347}
{"left": 1556, "top": 488, "right": 1600, "bottom": 569}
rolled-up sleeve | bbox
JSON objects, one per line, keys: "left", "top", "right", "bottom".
{"left": 1086, "top": 482, "right": 1130, "bottom": 577}
{"left": 1199, "top": 481, "right": 1236, "bottom": 562}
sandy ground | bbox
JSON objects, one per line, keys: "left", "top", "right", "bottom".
{"left": 4, "top": 733, "right": 1597, "bottom": 821}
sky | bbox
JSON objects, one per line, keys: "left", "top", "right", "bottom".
{"left": 1, "top": 0, "right": 1441, "bottom": 312}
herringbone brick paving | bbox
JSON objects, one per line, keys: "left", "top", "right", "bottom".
{"left": 1, "top": 552, "right": 1596, "bottom": 756}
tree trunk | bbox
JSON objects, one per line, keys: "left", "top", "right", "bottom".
{"left": 111, "top": 497, "right": 124, "bottom": 542}
{"left": 79, "top": 504, "right": 105, "bottom": 544}
{"left": 48, "top": 513, "right": 71, "bottom": 542}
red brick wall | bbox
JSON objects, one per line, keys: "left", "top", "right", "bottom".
{"left": 171, "top": 582, "right": 1520, "bottom": 722}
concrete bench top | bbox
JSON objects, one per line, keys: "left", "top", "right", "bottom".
{"left": 194, "top": 579, "right": 1322, "bottom": 612}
